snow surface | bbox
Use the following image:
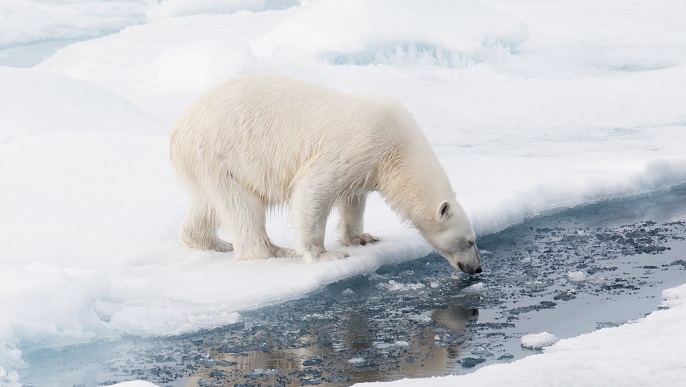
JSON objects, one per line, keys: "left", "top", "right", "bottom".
{"left": 2, "top": 0, "right": 686, "bottom": 385}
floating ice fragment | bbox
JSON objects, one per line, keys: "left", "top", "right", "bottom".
{"left": 459, "top": 357, "right": 486, "bottom": 368}
{"left": 0, "top": 366, "right": 21, "bottom": 387}
{"left": 394, "top": 340, "right": 410, "bottom": 347}
{"left": 521, "top": 332, "right": 559, "bottom": 350}
{"left": 303, "top": 358, "right": 323, "bottom": 367}
{"left": 409, "top": 311, "right": 433, "bottom": 324}
{"left": 462, "top": 282, "right": 486, "bottom": 294}
{"left": 348, "top": 356, "right": 365, "bottom": 364}
{"left": 249, "top": 368, "right": 280, "bottom": 376}
{"left": 302, "top": 313, "right": 327, "bottom": 321}
{"left": 524, "top": 280, "right": 546, "bottom": 289}
{"left": 111, "top": 382, "right": 159, "bottom": 387}
{"left": 377, "top": 280, "right": 426, "bottom": 291}
{"left": 567, "top": 271, "right": 587, "bottom": 282}
{"left": 342, "top": 288, "right": 355, "bottom": 295}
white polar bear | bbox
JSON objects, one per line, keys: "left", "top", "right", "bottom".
{"left": 170, "top": 74, "right": 482, "bottom": 274}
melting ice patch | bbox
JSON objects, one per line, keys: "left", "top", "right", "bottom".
{"left": 250, "top": 0, "right": 528, "bottom": 67}
{"left": 377, "top": 280, "right": 426, "bottom": 292}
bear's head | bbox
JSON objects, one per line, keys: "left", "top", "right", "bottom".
{"left": 422, "top": 199, "right": 482, "bottom": 275}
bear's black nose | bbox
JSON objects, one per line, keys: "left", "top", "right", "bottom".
{"left": 457, "top": 263, "right": 482, "bottom": 275}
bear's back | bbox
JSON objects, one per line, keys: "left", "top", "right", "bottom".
{"left": 171, "top": 74, "right": 419, "bottom": 205}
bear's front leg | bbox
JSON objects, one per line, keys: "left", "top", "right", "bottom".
{"left": 337, "top": 194, "right": 381, "bottom": 246}
{"left": 291, "top": 176, "right": 349, "bottom": 262}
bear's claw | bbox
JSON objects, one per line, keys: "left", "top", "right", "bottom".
{"left": 340, "top": 233, "right": 381, "bottom": 247}
{"left": 210, "top": 241, "right": 234, "bottom": 252}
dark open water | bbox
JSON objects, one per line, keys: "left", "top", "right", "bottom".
{"left": 22, "top": 184, "right": 686, "bottom": 386}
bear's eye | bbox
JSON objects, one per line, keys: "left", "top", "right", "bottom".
{"left": 468, "top": 240, "right": 475, "bottom": 247}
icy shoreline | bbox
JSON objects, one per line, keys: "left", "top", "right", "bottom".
{"left": 18, "top": 194, "right": 686, "bottom": 386}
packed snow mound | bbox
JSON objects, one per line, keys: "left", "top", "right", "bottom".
{"left": 250, "top": 0, "right": 528, "bottom": 67}
{"left": 153, "top": 41, "right": 256, "bottom": 91}
{"left": 0, "top": 66, "right": 164, "bottom": 143}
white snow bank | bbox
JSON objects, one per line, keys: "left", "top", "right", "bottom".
{"left": 250, "top": 0, "right": 528, "bottom": 66}
{"left": 356, "top": 284, "right": 686, "bottom": 386}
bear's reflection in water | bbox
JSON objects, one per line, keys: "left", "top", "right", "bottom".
{"left": 190, "top": 304, "right": 479, "bottom": 385}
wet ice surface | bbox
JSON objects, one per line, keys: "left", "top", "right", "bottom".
{"left": 22, "top": 185, "right": 686, "bottom": 386}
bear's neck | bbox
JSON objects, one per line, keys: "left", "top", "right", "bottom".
{"left": 377, "top": 142, "right": 453, "bottom": 232}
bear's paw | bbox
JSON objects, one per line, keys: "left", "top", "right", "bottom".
{"left": 339, "top": 233, "right": 381, "bottom": 247}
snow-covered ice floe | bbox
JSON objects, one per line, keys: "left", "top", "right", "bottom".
{"left": 2, "top": 0, "right": 686, "bottom": 385}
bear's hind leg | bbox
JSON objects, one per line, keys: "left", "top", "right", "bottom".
{"left": 181, "top": 199, "right": 233, "bottom": 252}
{"left": 214, "top": 177, "right": 293, "bottom": 259}
{"left": 337, "top": 193, "right": 380, "bottom": 247}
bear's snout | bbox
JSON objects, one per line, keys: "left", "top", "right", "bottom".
{"left": 458, "top": 262, "right": 483, "bottom": 275}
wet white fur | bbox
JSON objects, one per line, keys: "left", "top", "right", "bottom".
{"left": 170, "top": 74, "right": 480, "bottom": 271}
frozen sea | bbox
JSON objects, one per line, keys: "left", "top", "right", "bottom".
{"left": 1, "top": 1, "right": 686, "bottom": 386}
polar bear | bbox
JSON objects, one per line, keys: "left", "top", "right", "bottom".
{"left": 170, "top": 74, "right": 482, "bottom": 274}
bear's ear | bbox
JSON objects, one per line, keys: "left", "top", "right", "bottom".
{"left": 437, "top": 200, "right": 452, "bottom": 221}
